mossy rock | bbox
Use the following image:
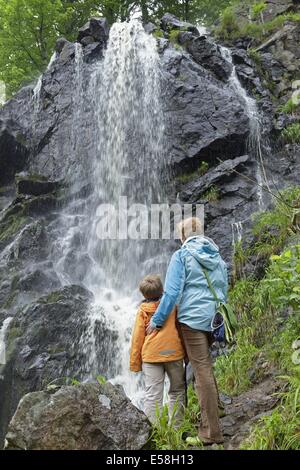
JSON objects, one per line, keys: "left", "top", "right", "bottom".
{"left": 0, "top": 214, "right": 28, "bottom": 244}
{"left": 38, "top": 291, "right": 67, "bottom": 305}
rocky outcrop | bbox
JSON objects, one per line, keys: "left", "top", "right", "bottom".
{"left": 0, "top": 285, "right": 120, "bottom": 446}
{"left": 0, "top": 119, "right": 29, "bottom": 185}
{"left": 78, "top": 17, "right": 110, "bottom": 46}
{"left": 4, "top": 382, "right": 151, "bottom": 450}
{"left": 160, "top": 13, "right": 199, "bottom": 35}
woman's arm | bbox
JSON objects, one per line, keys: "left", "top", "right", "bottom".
{"left": 150, "top": 250, "right": 185, "bottom": 329}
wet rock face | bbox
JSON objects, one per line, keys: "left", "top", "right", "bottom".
{"left": 78, "top": 17, "right": 110, "bottom": 46}
{"left": 160, "top": 46, "right": 249, "bottom": 168}
{"left": 0, "top": 119, "right": 29, "bottom": 185}
{"left": 4, "top": 382, "right": 151, "bottom": 450}
{"left": 0, "top": 285, "right": 95, "bottom": 445}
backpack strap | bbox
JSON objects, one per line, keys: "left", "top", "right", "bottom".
{"left": 185, "top": 246, "right": 222, "bottom": 304}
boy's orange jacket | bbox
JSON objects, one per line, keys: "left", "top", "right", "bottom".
{"left": 130, "top": 300, "right": 184, "bottom": 372}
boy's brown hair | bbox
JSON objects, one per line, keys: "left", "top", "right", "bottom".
{"left": 139, "top": 274, "right": 163, "bottom": 299}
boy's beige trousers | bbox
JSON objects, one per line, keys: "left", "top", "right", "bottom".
{"left": 142, "top": 360, "right": 185, "bottom": 424}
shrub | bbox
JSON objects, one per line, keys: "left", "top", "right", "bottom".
{"left": 251, "top": 2, "right": 267, "bottom": 21}
{"left": 278, "top": 98, "right": 299, "bottom": 115}
{"left": 282, "top": 123, "right": 300, "bottom": 144}
{"left": 215, "top": 7, "right": 240, "bottom": 39}
{"left": 151, "top": 389, "right": 201, "bottom": 450}
{"left": 202, "top": 185, "right": 219, "bottom": 202}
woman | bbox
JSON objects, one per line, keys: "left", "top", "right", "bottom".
{"left": 146, "top": 217, "right": 228, "bottom": 445}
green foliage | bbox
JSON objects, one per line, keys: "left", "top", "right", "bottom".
{"left": 215, "top": 188, "right": 300, "bottom": 396}
{"left": 278, "top": 98, "right": 300, "bottom": 115}
{"left": 39, "top": 290, "right": 65, "bottom": 304}
{"left": 202, "top": 185, "right": 219, "bottom": 202}
{"left": 215, "top": 5, "right": 300, "bottom": 41}
{"left": 216, "top": 241, "right": 300, "bottom": 396}
{"left": 251, "top": 2, "right": 267, "bottom": 21}
{"left": 0, "top": 0, "right": 64, "bottom": 97}
{"left": 96, "top": 375, "right": 107, "bottom": 384}
{"left": 176, "top": 161, "right": 209, "bottom": 184}
{"left": 152, "top": 29, "right": 164, "bottom": 39}
{"left": 248, "top": 48, "right": 261, "bottom": 65}
{"left": 241, "top": 329, "right": 300, "bottom": 450}
{"left": 282, "top": 123, "right": 300, "bottom": 144}
{"left": 251, "top": 186, "right": 300, "bottom": 257}
{"left": 151, "top": 387, "right": 201, "bottom": 450}
{"left": 169, "top": 29, "right": 181, "bottom": 44}
{"left": 0, "top": 214, "right": 28, "bottom": 243}
{"left": 215, "top": 6, "right": 240, "bottom": 39}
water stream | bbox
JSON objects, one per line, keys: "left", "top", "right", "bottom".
{"left": 47, "top": 21, "right": 170, "bottom": 405}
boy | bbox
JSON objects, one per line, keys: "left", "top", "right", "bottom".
{"left": 130, "top": 274, "right": 185, "bottom": 424}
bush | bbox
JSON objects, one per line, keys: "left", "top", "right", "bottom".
{"left": 282, "top": 123, "right": 300, "bottom": 144}
{"left": 151, "top": 388, "right": 201, "bottom": 450}
{"left": 278, "top": 98, "right": 299, "bottom": 115}
{"left": 215, "top": 7, "right": 240, "bottom": 39}
{"left": 251, "top": 2, "right": 267, "bottom": 21}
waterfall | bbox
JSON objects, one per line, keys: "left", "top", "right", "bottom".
{"left": 231, "top": 221, "right": 243, "bottom": 246}
{"left": 51, "top": 21, "right": 169, "bottom": 405}
{"left": 32, "top": 52, "right": 57, "bottom": 113}
{"left": 32, "top": 52, "right": 57, "bottom": 147}
{"left": 220, "top": 46, "right": 266, "bottom": 209}
{"left": 0, "top": 317, "right": 13, "bottom": 365}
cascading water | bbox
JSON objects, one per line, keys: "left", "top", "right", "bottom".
{"left": 51, "top": 21, "right": 170, "bottom": 405}
{"left": 0, "top": 317, "right": 13, "bottom": 365}
{"left": 220, "top": 46, "right": 267, "bottom": 210}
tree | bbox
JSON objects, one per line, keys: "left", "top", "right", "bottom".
{"left": 0, "top": 0, "right": 65, "bottom": 97}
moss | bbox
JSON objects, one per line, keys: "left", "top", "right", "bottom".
{"left": 152, "top": 29, "right": 164, "bottom": 39}
{"left": 15, "top": 173, "right": 48, "bottom": 183}
{"left": 38, "top": 291, "right": 65, "bottom": 304}
{"left": 47, "top": 345, "right": 65, "bottom": 354}
{"left": 176, "top": 161, "right": 209, "bottom": 184}
{"left": 0, "top": 214, "right": 28, "bottom": 243}
{"left": 7, "top": 326, "right": 22, "bottom": 342}
{"left": 169, "top": 29, "right": 181, "bottom": 44}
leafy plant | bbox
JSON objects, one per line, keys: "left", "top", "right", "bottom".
{"left": 278, "top": 98, "right": 300, "bottom": 115}
{"left": 251, "top": 2, "right": 267, "bottom": 21}
{"left": 96, "top": 375, "right": 107, "bottom": 384}
{"left": 151, "top": 395, "right": 201, "bottom": 450}
{"left": 153, "top": 29, "right": 164, "bottom": 39}
{"left": 169, "top": 29, "right": 181, "bottom": 44}
{"left": 215, "top": 6, "right": 240, "bottom": 39}
{"left": 202, "top": 185, "right": 219, "bottom": 202}
{"left": 282, "top": 123, "right": 300, "bottom": 144}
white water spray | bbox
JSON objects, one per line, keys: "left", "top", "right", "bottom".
{"left": 50, "top": 21, "right": 169, "bottom": 405}
{"left": 220, "top": 46, "right": 267, "bottom": 209}
{"left": 0, "top": 317, "right": 13, "bottom": 365}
